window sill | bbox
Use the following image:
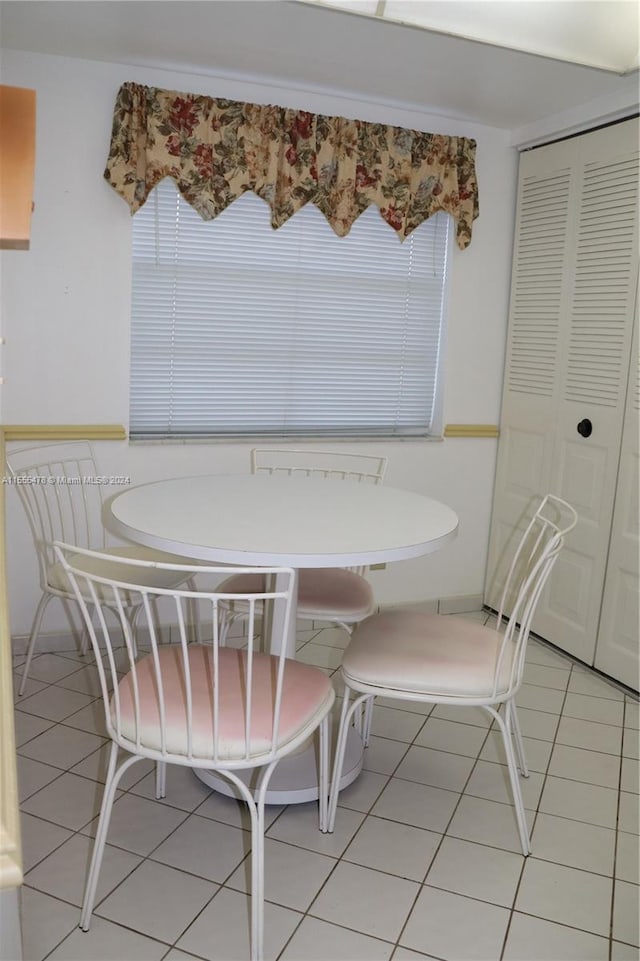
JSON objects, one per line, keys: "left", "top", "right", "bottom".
{"left": 129, "top": 434, "right": 446, "bottom": 446}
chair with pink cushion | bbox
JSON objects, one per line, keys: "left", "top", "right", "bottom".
{"left": 217, "top": 448, "right": 388, "bottom": 642}
{"left": 326, "top": 494, "right": 578, "bottom": 856}
{"left": 55, "top": 543, "right": 335, "bottom": 961}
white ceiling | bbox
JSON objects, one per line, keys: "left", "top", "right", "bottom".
{"left": 0, "top": 1, "right": 638, "bottom": 133}
{"left": 305, "top": 1, "right": 640, "bottom": 74}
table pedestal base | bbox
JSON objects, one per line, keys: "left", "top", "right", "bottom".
{"left": 193, "top": 727, "right": 363, "bottom": 805}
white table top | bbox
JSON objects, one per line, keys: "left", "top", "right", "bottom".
{"left": 106, "top": 473, "right": 458, "bottom": 567}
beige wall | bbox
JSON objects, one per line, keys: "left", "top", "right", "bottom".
{"left": 1, "top": 48, "right": 518, "bottom": 640}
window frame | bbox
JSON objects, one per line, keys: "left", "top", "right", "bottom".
{"left": 129, "top": 183, "right": 453, "bottom": 442}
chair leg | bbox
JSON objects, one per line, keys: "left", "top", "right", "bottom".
{"left": 219, "top": 611, "right": 232, "bottom": 647}
{"left": 155, "top": 761, "right": 167, "bottom": 799}
{"left": 222, "top": 763, "right": 279, "bottom": 961}
{"left": 18, "top": 592, "right": 53, "bottom": 695}
{"left": 250, "top": 803, "right": 264, "bottom": 961}
{"left": 362, "top": 695, "right": 375, "bottom": 747}
{"left": 318, "top": 713, "right": 330, "bottom": 832}
{"left": 128, "top": 606, "right": 141, "bottom": 658}
{"left": 77, "top": 601, "right": 98, "bottom": 658}
{"left": 326, "top": 689, "right": 369, "bottom": 834}
{"left": 353, "top": 702, "right": 364, "bottom": 738}
{"left": 80, "top": 746, "right": 144, "bottom": 930}
{"left": 78, "top": 624, "right": 90, "bottom": 657}
{"left": 353, "top": 695, "right": 374, "bottom": 746}
{"left": 507, "top": 699, "right": 529, "bottom": 777}
{"left": 488, "top": 706, "right": 531, "bottom": 856}
{"left": 219, "top": 603, "right": 246, "bottom": 648}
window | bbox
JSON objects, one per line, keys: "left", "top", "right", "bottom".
{"left": 130, "top": 179, "right": 450, "bottom": 439}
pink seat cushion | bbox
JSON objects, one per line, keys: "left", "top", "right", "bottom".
{"left": 113, "top": 644, "right": 334, "bottom": 761}
{"left": 342, "top": 612, "right": 516, "bottom": 699}
{"left": 219, "top": 569, "right": 374, "bottom": 622}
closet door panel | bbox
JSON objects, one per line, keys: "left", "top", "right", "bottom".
{"left": 487, "top": 118, "right": 639, "bottom": 668}
{"left": 485, "top": 420, "right": 555, "bottom": 608}
{"left": 534, "top": 132, "right": 639, "bottom": 662}
{"left": 485, "top": 157, "right": 573, "bottom": 610}
{"left": 539, "top": 437, "right": 613, "bottom": 661}
{"left": 595, "top": 313, "right": 639, "bottom": 688}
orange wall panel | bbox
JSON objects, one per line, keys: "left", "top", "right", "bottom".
{"left": 0, "top": 85, "right": 36, "bottom": 250}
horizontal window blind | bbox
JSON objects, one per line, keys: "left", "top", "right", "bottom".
{"left": 130, "top": 179, "right": 450, "bottom": 439}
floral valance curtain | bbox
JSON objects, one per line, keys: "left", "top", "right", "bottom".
{"left": 105, "top": 82, "right": 479, "bottom": 249}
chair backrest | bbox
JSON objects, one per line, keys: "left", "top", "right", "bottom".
{"left": 54, "top": 542, "right": 298, "bottom": 768}
{"left": 490, "top": 494, "right": 578, "bottom": 698}
{"left": 251, "top": 448, "right": 387, "bottom": 485}
{"left": 7, "top": 442, "right": 108, "bottom": 590}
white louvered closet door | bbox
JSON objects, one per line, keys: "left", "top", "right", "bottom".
{"left": 594, "top": 302, "right": 639, "bottom": 684}
{"left": 486, "top": 117, "right": 639, "bottom": 669}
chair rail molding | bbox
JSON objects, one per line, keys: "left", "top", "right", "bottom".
{"left": 444, "top": 424, "right": 499, "bottom": 438}
{"left": 1, "top": 424, "right": 126, "bottom": 441}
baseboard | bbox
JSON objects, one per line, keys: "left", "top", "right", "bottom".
{"left": 436, "top": 594, "right": 484, "bottom": 615}
{"left": 12, "top": 629, "right": 79, "bottom": 656}
{"left": 374, "top": 593, "right": 484, "bottom": 616}
{"left": 377, "top": 599, "right": 438, "bottom": 615}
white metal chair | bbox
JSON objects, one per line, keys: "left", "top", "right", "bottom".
{"left": 218, "top": 449, "right": 388, "bottom": 640}
{"left": 7, "top": 442, "right": 195, "bottom": 694}
{"left": 55, "top": 543, "right": 334, "bottom": 961}
{"left": 327, "top": 494, "right": 578, "bottom": 856}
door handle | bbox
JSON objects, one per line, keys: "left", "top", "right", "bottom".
{"left": 577, "top": 418, "right": 592, "bottom": 438}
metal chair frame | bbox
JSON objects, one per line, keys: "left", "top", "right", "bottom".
{"left": 327, "top": 494, "right": 578, "bottom": 856}
{"left": 221, "top": 448, "right": 388, "bottom": 641}
{"left": 7, "top": 442, "right": 193, "bottom": 693}
{"left": 251, "top": 448, "right": 388, "bottom": 487}
{"left": 55, "top": 543, "right": 334, "bottom": 961}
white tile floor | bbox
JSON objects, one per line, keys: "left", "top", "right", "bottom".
{"left": 12, "top": 613, "right": 640, "bottom": 961}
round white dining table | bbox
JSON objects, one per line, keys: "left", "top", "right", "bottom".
{"left": 106, "top": 473, "right": 459, "bottom": 803}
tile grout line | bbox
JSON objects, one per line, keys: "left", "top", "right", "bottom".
{"left": 497, "top": 656, "right": 577, "bottom": 960}
{"left": 13, "top": 624, "right": 638, "bottom": 961}
{"left": 277, "top": 700, "right": 423, "bottom": 957}
{"left": 368, "top": 681, "right": 500, "bottom": 953}
{"left": 608, "top": 694, "right": 630, "bottom": 960}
